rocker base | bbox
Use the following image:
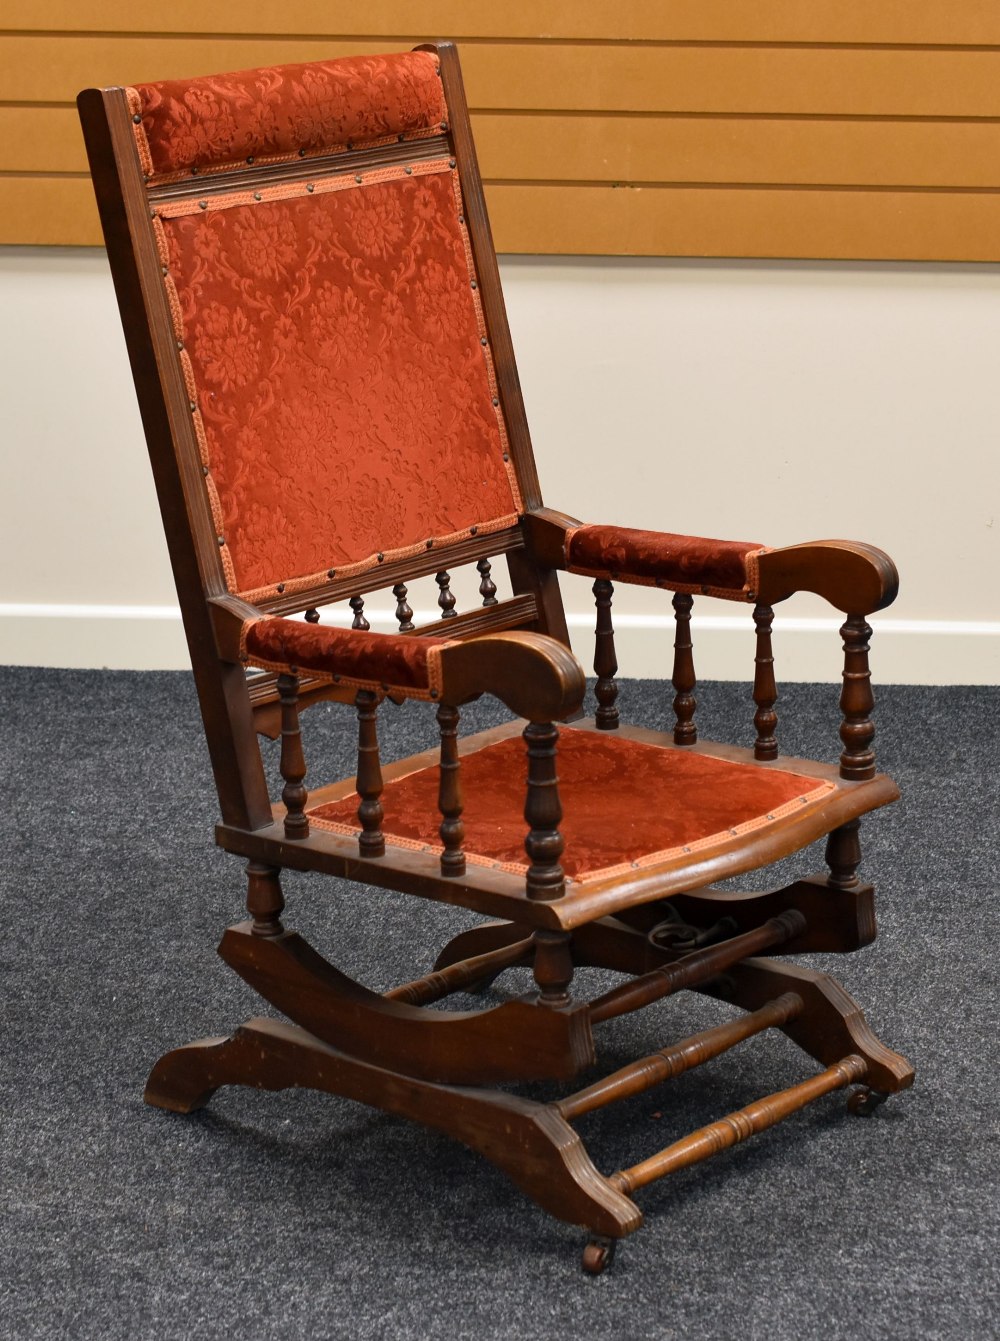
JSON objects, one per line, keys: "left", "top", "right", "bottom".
{"left": 144, "top": 1015, "right": 641, "bottom": 1240}
{"left": 145, "top": 905, "right": 912, "bottom": 1270}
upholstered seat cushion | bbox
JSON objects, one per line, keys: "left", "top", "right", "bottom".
{"left": 308, "top": 726, "right": 834, "bottom": 884}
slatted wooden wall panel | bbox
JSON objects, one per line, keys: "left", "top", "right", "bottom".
{"left": 5, "top": 2, "right": 1000, "bottom": 258}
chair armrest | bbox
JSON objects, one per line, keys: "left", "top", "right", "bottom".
{"left": 240, "top": 614, "right": 450, "bottom": 698}
{"left": 524, "top": 508, "right": 764, "bottom": 600}
{"left": 211, "top": 598, "right": 586, "bottom": 722}
{"left": 523, "top": 509, "right": 898, "bottom": 615}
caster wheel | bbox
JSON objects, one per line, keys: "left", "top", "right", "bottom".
{"left": 582, "top": 1235, "right": 617, "bottom": 1275}
{"left": 847, "top": 1086, "right": 889, "bottom": 1117}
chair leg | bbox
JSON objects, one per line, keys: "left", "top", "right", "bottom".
{"left": 144, "top": 1015, "right": 642, "bottom": 1242}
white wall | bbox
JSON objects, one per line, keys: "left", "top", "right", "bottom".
{"left": 1, "top": 246, "right": 998, "bottom": 682}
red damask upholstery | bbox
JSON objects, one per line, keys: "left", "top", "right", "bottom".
{"left": 565, "top": 524, "right": 766, "bottom": 599}
{"left": 243, "top": 618, "right": 455, "bottom": 697}
{"left": 309, "top": 727, "right": 834, "bottom": 883}
{"left": 131, "top": 52, "right": 447, "bottom": 179}
{"left": 130, "top": 56, "right": 520, "bottom": 601}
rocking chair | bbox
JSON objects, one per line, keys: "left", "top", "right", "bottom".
{"left": 78, "top": 43, "right": 912, "bottom": 1273}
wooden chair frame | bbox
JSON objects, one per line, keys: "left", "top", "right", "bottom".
{"left": 78, "top": 42, "right": 912, "bottom": 1273}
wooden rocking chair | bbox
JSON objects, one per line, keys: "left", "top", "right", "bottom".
{"left": 78, "top": 43, "right": 913, "bottom": 1273}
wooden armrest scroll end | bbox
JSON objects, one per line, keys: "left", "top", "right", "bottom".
{"left": 755, "top": 541, "right": 899, "bottom": 615}
{"left": 439, "top": 631, "right": 586, "bottom": 722}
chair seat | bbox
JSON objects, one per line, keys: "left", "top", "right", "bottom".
{"left": 308, "top": 723, "right": 839, "bottom": 885}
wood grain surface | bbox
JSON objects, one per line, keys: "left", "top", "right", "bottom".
{"left": 15, "top": 4, "right": 1000, "bottom": 256}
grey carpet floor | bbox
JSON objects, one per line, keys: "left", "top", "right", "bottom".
{"left": 0, "top": 667, "right": 997, "bottom": 1341}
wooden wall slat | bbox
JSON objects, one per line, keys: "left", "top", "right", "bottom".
{"left": 6, "top": 8, "right": 1000, "bottom": 258}
{"left": 8, "top": 38, "right": 1000, "bottom": 118}
{"left": 7, "top": 1, "right": 1000, "bottom": 45}
{"left": 488, "top": 185, "right": 1000, "bottom": 261}
{"left": 0, "top": 108, "right": 83, "bottom": 174}
{"left": 1, "top": 38, "right": 399, "bottom": 101}
{"left": 476, "top": 117, "right": 1000, "bottom": 190}
{"left": 7, "top": 175, "right": 1000, "bottom": 262}
{"left": 11, "top": 107, "right": 1000, "bottom": 191}
{"left": 0, "top": 178, "right": 100, "bottom": 246}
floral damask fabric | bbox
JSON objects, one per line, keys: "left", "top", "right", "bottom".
{"left": 132, "top": 52, "right": 447, "bottom": 179}
{"left": 308, "top": 726, "right": 833, "bottom": 883}
{"left": 242, "top": 617, "right": 455, "bottom": 698}
{"left": 565, "top": 524, "right": 766, "bottom": 600}
{"left": 156, "top": 161, "right": 519, "bottom": 598}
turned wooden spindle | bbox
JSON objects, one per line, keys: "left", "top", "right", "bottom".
{"left": 436, "top": 570, "right": 458, "bottom": 618}
{"left": 523, "top": 721, "right": 566, "bottom": 901}
{"left": 826, "top": 818, "right": 862, "bottom": 889}
{"left": 436, "top": 702, "right": 466, "bottom": 876}
{"left": 838, "top": 615, "right": 876, "bottom": 780}
{"left": 532, "top": 929, "right": 573, "bottom": 1009}
{"left": 671, "top": 592, "right": 697, "bottom": 744}
{"left": 386, "top": 937, "right": 533, "bottom": 1006}
{"left": 609, "top": 1055, "right": 869, "bottom": 1194}
{"left": 476, "top": 556, "right": 499, "bottom": 606}
{"left": 753, "top": 602, "right": 778, "bottom": 760}
{"left": 558, "top": 993, "right": 804, "bottom": 1120}
{"left": 355, "top": 690, "right": 385, "bottom": 857}
{"left": 246, "top": 860, "right": 285, "bottom": 937}
{"left": 392, "top": 582, "right": 414, "bottom": 632}
{"left": 304, "top": 607, "right": 320, "bottom": 624}
{"left": 349, "top": 595, "right": 370, "bottom": 631}
{"left": 277, "top": 671, "right": 309, "bottom": 838}
{"left": 588, "top": 911, "right": 806, "bottom": 1024}
{"left": 592, "top": 578, "right": 620, "bottom": 731}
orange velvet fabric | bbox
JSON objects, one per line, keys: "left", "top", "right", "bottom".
{"left": 566, "top": 524, "right": 762, "bottom": 594}
{"left": 308, "top": 727, "right": 831, "bottom": 882}
{"left": 159, "top": 163, "right": 518, "bottom": 597}
{"left": 244, "top": 618, "right": 453, "bottom": 693}
{"left": 133, "top": 51, "right": 447, "bottom": 178}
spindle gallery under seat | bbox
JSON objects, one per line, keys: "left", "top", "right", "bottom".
{"left": 78, "top": 42, "right": 913, "bottom": 1273}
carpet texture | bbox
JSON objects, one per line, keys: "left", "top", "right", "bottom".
{"left": 0, "top": 667, "right": 997, "bottom": 1341}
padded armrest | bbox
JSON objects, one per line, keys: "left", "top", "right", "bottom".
{"left": 241, "top": 616, "right": 451, "bottom": 697}
{"left": 222, "top": 604, "right": 586, "bottom": 722}
{"left": 523, "top": 509, "right": 898, "bottom": 615}
{"left": 564, "top": 523, "right": 765, "bottom": 600}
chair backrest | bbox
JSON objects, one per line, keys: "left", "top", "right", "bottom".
{"left": 79, "top": 44, "right": 567, "bottom": 827}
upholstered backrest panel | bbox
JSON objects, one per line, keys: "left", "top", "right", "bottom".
{"left": 132, "top": 51, "right": 448, "bottom": 181}
{"left": 129, "top": 55, "right": 521, "bottom": 601}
